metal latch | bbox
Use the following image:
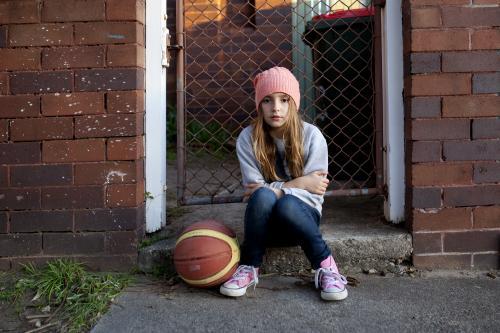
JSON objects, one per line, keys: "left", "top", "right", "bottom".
{"left": 162, "top": 31, "right": 183, "bottom": 68}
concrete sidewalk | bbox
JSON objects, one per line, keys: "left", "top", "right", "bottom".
{"left": 92, "top": 271, "right": 500, "bottom": 333}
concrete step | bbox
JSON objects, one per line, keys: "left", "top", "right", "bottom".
{"left": 138, "top": 196, "right": 413, "bottom": 276}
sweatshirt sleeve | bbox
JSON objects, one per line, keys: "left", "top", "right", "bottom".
{"left": 236, "top": 127, "right": 285, "bottom": 189}
{"left": 280, "top": 124, "right": 328, "bottom": 213}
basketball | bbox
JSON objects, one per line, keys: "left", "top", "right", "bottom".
{"left": 173, "top": 220, "right": 240, "bottom": 288}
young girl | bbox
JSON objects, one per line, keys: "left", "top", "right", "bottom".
{"left": 219, "top": 67, "right": 348, "bottom": 301}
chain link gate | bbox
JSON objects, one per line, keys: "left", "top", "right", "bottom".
{"left": 173, "top": 0, "right": 384, "bottom": 205}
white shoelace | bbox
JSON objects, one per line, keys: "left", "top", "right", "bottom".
{"left": 228, "top": 265, "right": 259, "bottom": 286}
{"left": 314, "top": 267, "right": 347, "bottom": 290}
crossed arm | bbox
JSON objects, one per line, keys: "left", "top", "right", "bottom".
{"left": 243, "top": 170, "right": 329, "bottom": 201}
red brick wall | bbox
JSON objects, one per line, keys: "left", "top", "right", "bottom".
{"left": 0, "top": 0, "right": 146, "bottom": 271}
{"left": 404, "top": 0, "right": 499, "bottom": 270}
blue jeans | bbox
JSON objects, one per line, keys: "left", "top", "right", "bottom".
{"left": 240, "top": 187, "right": 331, "bottom": 269}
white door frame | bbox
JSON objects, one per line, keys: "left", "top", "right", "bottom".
{"left": 381, "top": 0, "right": 405, "bottom": 223}
{"left": 145, "top": 0, "right": 167, "bottom": 232}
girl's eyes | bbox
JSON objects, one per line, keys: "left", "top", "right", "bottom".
{"left": 262, "top": 97, "right": 289, "bottom": 103}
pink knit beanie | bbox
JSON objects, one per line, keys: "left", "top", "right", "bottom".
{"left": 253, "top": 66, "right": 300, "bottom": 111}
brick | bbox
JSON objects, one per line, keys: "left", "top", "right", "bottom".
{"left": 107, "top": 91, "right": 144, "bottom": 113}
{"left": 0, "top": 48, "right": 40, "bottom": 71}
{"left": 472, "top": 29, "right": 500, "bottom": 50}
{"left": 413, "top": 254, "right": 471, "bottom": 270}
{"left": 411, "top": 74, "right": 470, "bottom": 96}
{"left": 105, "top": 231, "right": 137, "bottom": 254}
{"left": 75, "top": 22, "right": 144, "bottom": 45}
{"left": 74, "top": 207, "right": 141, "bottom": 231}
{"left": 411, "top": 7, "right": 441, "bottom": 28}
{"left": 411, "top": 97, "right": 441, "bottom": 118}
{"left": 473, "top": 118, "right": 500, "bottom": 140}
{"left": 442, "top": 51, "right": 499, "bottom": 73}
{"left": 42, "top": 0, "right": 105, "bottom": 22}
{"left": 0, "top": 142, "right": 40, "bottom": 164}
{"left": 413, "top": 232, "right": 442, "bottom": 254}
{"left": 42, "top": 46, "right": 105, "bottom": 69}
{"left": 443, "top": 96, "right": 499, "bottom": 118}
{"left": 10, "top": 164, "right": 72, "bottom": 186}
{"left": 75, "top": 113, "right": 143, "bottom": 138}
{"left": 42, "top": 186, "right": 104, "bottom": 209}
{"left": 42, "top": 92, "right": 104, "bottom": 116}
{"left": 0, "top": 258, "right": 10, "bottom": 270}
{"left": 74, "top": 161, "right": 139, "bottom": 185}
{"left": 107, "top": 44, "right": 145, "bottom": 68}
{"left": 443, "top": 140, "right": 500, "bottom": 161}
{"left": 442, "top": 7, "right": 500, "bottom": 28}
{"left": 444, "top": 230, "right": 500, "bottom": 252}
{"left": 0, "top": 166, "right": 7, "bottom": 187}
{"left": 0, "top": 95, "right": 40, "bottom": 118}
{"left": 0, "top": 26, "right": 6, "bottom": 48}
{"left": 0, "top": 72, "right": 8, "bottom": 94}
{"left": 0, "top": 1, "right": 40, "bottom": 24}
{"left": 75, "top": 68, "right": 144, "bottom": 92}
{"left": 413, "top": 208, "right": 472, "bottom": 231}
{"left": 8, "top": 24, "right": 73, "bottom": 47}
{"left": 0, "top": 188, "right": 40, "bottom": 210}
{"left": 411, "top": 30, "right": 468, "bottom": 52}
{"left": 410, "top": 53, "right": 440, "bottom": 74}
{"left": 107, "top": 0, "right": 145, "bottom": 24}
{"left": 413, "top": 187, "right": 441, "bottom": 209}
{"left": 43, "top": 233, "right": 105, "bottom": 255}
{"left": 473, "top": 0, "right": 499, "bottom": 3}
{"left": 444, "top": 185, "right": 500, "bottom": 206}
{"left": 473, "top": 73, "right": 500, "bottom": 94}
{"left": 106, "top": 183, "right": 143, "bottom": 207}
{"left": 107, "top": 136, "right": 143, "bottom": 160}
{"left": 0, "top": 234, "right": 42, "bottom": 256}
{"left": 474, "top": 162, "right": 500, "bottom": 184}
{"left": 0, "top": 119, "right": 7, "bottom": 142}
{"left": 474, "top": 206, "right": 500, "bottom": 229}
{"left": 10, "top": 117, "right": 73, "bottom": 141}
{"left": 10, "top": 71, "right": 72, "bottom": 94}
{"left": 73, "top": 254, "right": 136, "bottom": 271}
{"left": 473, "top": 254, "right": 499, "bottom": 270}
{"left": 0, "top": 212, "right": 7, "bottom": 233}
{"left": 413, "top": 163, "right": 472, "bottom": 186}
{"left": 10, "top": 210, "right": 72, "bottom": 232}
{"left": 412, "top": 119, "right": 469, "bottom": 140}
{"left": 43, "top": 139, "right": 105, "bottom": 163}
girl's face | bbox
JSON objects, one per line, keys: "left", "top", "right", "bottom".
{"left": 260, "top": 93, "right": 290, "bottom": 133}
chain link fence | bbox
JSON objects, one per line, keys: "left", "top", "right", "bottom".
{"left": 176, "top": 0, "right": 382, "bottom": 205}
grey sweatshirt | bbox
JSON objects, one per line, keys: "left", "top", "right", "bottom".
{"left": 236, "top": 121, "right": 328, "bottom": 215}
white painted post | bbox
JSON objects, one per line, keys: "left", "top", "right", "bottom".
{"left": 381, "top": 1, "right": 405, "bottom": 223}
{"left": 145, "top": 0, "right": 167, "bottom": 232}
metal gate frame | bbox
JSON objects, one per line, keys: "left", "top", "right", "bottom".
{"left": 171, "top": 0, "right": 385, "bottom": 206}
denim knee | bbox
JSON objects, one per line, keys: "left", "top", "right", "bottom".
{"left": 274, "top": 195, "right": 320, "bottom": 229}
{"left": 248, "top": 187, "right": 277, "bottom": 212}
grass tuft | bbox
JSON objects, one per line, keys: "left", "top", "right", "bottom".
{"left": 0, "top": 259, "right": 130, "bottom": 333}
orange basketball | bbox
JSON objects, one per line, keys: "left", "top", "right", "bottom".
{"left": 173, "top": 220, "right": 240, "bottom": 288}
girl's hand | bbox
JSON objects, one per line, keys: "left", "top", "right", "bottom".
{"left": 300, "top": 170, "right": 329, "bottom": 195}
{"left": 243, "top": 183, "right": 283, "bottom": 202}
{"left": 243, "top": 183, "right": 263, "bottom": 202}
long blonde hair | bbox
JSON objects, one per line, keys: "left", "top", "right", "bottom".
{"left": 251, "top": 98, "right": 304, "bottom": 182}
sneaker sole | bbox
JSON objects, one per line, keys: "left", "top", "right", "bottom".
{"left": 219, "top": 285, "right": 251, "bottom": 297}
{"left": 321, "top": 289, "right": 348, "bottom": 301}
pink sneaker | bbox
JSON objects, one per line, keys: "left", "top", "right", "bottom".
{"left": 219, "top": 265, "right": 259, "bottom": 297}
{"left": 314, "top": 256, "right": 348, "bottom": 301}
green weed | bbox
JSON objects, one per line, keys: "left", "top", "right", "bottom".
{"left": 0, "top": 259, "right": 130, "bottom": 333}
